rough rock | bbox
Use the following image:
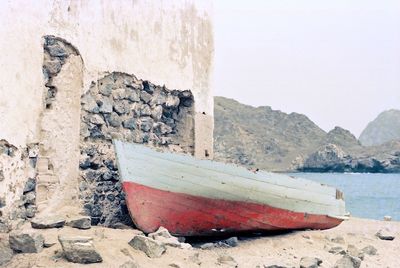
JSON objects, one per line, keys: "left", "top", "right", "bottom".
{"left": 126, "top": 89, "right": 140, "bottom": 102}
{"left": 25, "top": 205, "right": 37, "bottom": 218}
{"left": 31, "top": 217, "right": 65, "bottom": 229}
{"left": 9, "top": 232, "right": 44, "bottom": 253}
{"left": 140, "top": 91, "right": 152, "bottom": 103}
{"left": 327, "top": 245, "right": 346, "bottom": 255}
{"left": 112, "top": 88, "right": 127, "bottom": 100}
{"left": 23, "top": 191, "right": 36, "bottom": 205}
{"left": 82, "top": 94, "right": 99, "bottom": 113}
{"left": 300, "top": 257, "right": 322, "bottom": 268}
{"left": 0, "top": 196, "right": 5, "bottom": 208}
{"left": 119, "top": 260, "right": 140, "bottom": 268}
{"left": 66, "top": 216, "right": 91, "bottom": 230}
{"left": 114, "top": 101, "right": 130, "bottom": 115}
{"left": 217, "top": 253, "right": 237, "bottom": 266}
{"left": 347, "top": 245, "right": 364, "bottom": 260}
{"left": 376, "top": 227, "right": 396, "bottom": 240}
{"left": 0, "top": 239, "right": 13, "bottom": 265}
{"left": 98, "top": 98, "right": 113, "bottom": 113}
{"left": 128, "top": 235, "right": 166, "bottom": 258}
{"left": 361, "top": 245, "right": 377, "bottom": 256}
{"left": 140, "top": 104, "right": 152, "bottom": 116}
{"left": 151, "top": 105, "right": 163, "bottom": 121}
{"left": 89, "top": 114, "right": 105, "bottom": 125}
{"left": 165, "top": 95, "right": 180, "bottom": 108}
{"left": 327, "top": 235, "right": 346, "bottom": 244}
{"left": 99, "top": 84, "right": 113, "bottom": 96}
{"left": 200, "top": 242, "right": 215, "bottom": 249}
{"left": 148, "top": 226, "right": 172, "bottom": 240}
{"left": 43, "top": 236, "right": 57, "bottom": 248}
{"left": 140, "top": 117, "right": 153, "bottom": 132}
{"left": 58, "top": 235, "right": 102, "bottom": 264}
{"left": 333, "top": 255, "right": 361, "bottom": 268}
{"left": 148, "top": 226, "right": 192, "bottom": 249}
{"left": 43, "top": 59, "right": 62, "bottom": 75}
{"left": 223, "top": 237, "right": 239, "bottom": 247}
{"left": 123, "top": 118, "right": 137, "bottom": 130}
{"left": 302, "top": 144, "right": 349, "bottom": 172}
{"left": 23, "top": 178, "right": 36, "bottom": 193}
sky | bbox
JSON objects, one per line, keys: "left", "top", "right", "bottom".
{"left": 213, "top": 0, "right": 400, "bottom": 137}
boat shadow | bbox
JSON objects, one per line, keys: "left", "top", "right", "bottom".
{"left": 185, "top": 229, "right": 300, "bottom": 247}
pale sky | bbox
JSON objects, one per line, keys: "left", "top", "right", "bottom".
{"left": 214, "top": 0, "right": 400, "bottom": 137}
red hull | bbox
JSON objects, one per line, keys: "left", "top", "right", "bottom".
{"left": 123, "top": 181, "right": 343, "bottom": 236}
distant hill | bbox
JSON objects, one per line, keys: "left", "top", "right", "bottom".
{"left": 359, "top": 109, "right": 400, "bottom": 146}
{"left": 214, "top": 96, "right": 326, "bottom": 171}
{"left": 214, "top": 97, "right": 400, "bottom": 173}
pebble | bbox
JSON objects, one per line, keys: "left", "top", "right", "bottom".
{"left": 376, "top": 227, "right": 396, "bottom": 241}
{"left": 383, "top": 216, "right": 392, "bottom": 221}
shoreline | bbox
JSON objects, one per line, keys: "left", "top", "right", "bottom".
{"left": 2, "top": 217, "right": 399, "bottom": 267}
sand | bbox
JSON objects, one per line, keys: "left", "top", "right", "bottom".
{"left": 2, "top": 217, "right": 399, "bottom": 268}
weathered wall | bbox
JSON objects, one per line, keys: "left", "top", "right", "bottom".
{"left": 0, "top": 1, "right": 214, "bottom": 226}
{"left": 79, "top": 72, "right": 195, "bottom": 225}
{"left": 0, "top": 0, "right": 214, "bottom": 148}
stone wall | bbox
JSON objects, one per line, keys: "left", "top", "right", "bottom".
{"left": 0, "top": 140, "right": 38, "bottom": 232}
{"left": 78, "top": 72, "right": 195, "bottom": 226}
{"left": 0, "top": 0, "right": 214, "bottom": 229}
{"left": 36, "top": 36, "right": 83, "bottom": 217}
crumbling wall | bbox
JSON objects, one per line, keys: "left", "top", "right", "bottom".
{"left": 0, "top": 140, "right": 38, "bottom": 232}
{"left": 36, "top": 36, "right": 83, "bottom": 216}
{"left": 78, "top": 72, "right": 195, "bottom": 226}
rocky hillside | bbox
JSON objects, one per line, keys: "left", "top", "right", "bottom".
{"left": 214, "top": 97, "right": 326, "bottom": 171}
{"left": 214, "top": 97, "right": 400, "bottom": 173}
{"left": 359, "top": 109, "right": 400, "bottom": 146}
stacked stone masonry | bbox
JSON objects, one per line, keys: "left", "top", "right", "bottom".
{"left": 0, "top": 140, "right": 39, "bottom": 232}
{"left": 79, "top": 72, "right": 195, "bottom": 226}
{"left": 43, "top": 35, "right": 80, "bottom": 109}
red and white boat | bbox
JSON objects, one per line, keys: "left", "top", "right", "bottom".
{"left": 114, "top": 141, "right": 348, "bottom": 236}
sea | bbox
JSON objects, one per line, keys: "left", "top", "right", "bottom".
{"left": 287, "top": 172, "right": 400, "bottom": 221}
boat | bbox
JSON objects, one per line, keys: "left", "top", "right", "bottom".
{"left": 114, "top": 140, "right": 348, "bottom": 236}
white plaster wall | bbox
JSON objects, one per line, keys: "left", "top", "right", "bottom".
{"left": 0, "top": 0, "right": 214, "bottom": 148}
{"left": 0, "top": 0, "right": 214, "bottom": 221}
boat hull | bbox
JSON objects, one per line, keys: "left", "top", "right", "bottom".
{"left": 123, "top": 181, "right": 343, "bottom": 236}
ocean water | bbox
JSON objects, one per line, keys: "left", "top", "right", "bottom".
{"left": 287, "top": 172, "right": 400, "bottom": 221}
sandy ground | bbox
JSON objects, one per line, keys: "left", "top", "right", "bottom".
{"left": 2, "top": 217, "right": 399, "bottom": 268}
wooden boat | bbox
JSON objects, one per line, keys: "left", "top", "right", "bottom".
{"left": 114, "top": 141, "right": 348, "bottom": 236}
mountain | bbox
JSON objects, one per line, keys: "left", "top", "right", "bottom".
{"left": 214, "top": 97, "right": 400, "bottom": 173}
{"left": 359, "top": 109, "right": 400, "bottom": 146}
{"left": 214, "top": 96, "right": 326, "bottom": 171}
